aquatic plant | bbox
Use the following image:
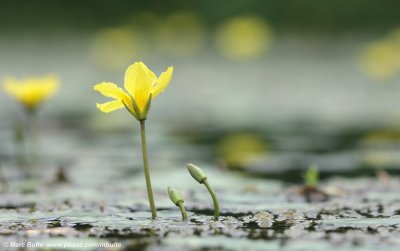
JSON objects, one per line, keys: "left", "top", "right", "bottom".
{"left": 304, "top": 165, "right": 319, "bottom": 188}
{"left": 3, "top": 75, "right": 59, "bottom": 112}
{"left": 2, "top": 75, "right": 59, "bottom": 167}
{"left": 167, "top": 187, "right": 187, "bottom": 221}
{"left": 187, "top": 163, "right": 220, "bottom": 221}
{"left": 93, "top": 61, "right": 173, "bottom": 219}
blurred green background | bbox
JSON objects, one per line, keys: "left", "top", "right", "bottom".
{"left": 1, "top": 0, "right": 400, "bottom": 178}
{"left": 1, "top": 0, "right": 400, "bottom": 32}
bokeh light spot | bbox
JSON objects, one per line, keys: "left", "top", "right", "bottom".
{"left": 217, "top": 133, "right": 269, "bottom": 168}
{"left": 215, "top": 16, "right": 273, "bottom": 61}
{"left": 157, "top": 11, "right": 206, "bottom": 57}
{"left": 91, "top": 27, "right": 145, "bottom": 71}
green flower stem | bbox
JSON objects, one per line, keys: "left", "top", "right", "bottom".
{"left": 177, "top": 201, "right": 188, "bottom": 221}
{"left": 0, "top": 162, "right": 7, "bottom": 190}
{"left": 27, "top": 110, "right": 41, "bottom": 167}
{"left": 203, "top": 179, "right": 219, "bottom": 221}
{"left": 13, "top": 122, "right": 27, "bottom": 168}
{"left": 139, "top": 119, "right": 157, "bottom": 219}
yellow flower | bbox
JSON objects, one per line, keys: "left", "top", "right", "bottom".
{"left": 93, "top": 61, "right": 173, "bottom": 120}
{"left": 3, "top": 75, "right": 59, "bottom": 111}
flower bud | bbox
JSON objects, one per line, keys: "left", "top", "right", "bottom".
{"left": 187, "top": 163, "right": 207, "bottom": 184}
{"left": 168, "top": 187, "right": 184, "bottom": 206}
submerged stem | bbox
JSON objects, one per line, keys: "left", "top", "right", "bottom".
{"left": 139, "top": 119, "right": 157, "bottom": 219}
{"left": 203, "top": 179, "right": 219, "bottom": 221}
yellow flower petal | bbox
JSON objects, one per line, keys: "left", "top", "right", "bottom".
{"left": 124, "top": 62, "right": 139, "bottom": 96}
{"left": 94, "top": 62, "right": 173, "bottom": 119}
{"left": 152, "top": 66, "right": 173, "bottom": 97}
{"left": 143, "top": 63, "right": 157, "bottom": 85}
{"left": 96, "top": 100, "right": 125, "bottom": 113}
{"left": 124, "top": 62, "right": 155, "bottom": 112}
{"left": 93, "top": 82, "right": 131, "bottom": 103}
{"left": 124, "top": 62, "right": 156, "bottom": 95}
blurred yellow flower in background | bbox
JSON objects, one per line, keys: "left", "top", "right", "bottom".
{"left": 157, "top": 11, "right": 206, "bottom": 57}
{"left": 93, "top": 61, "right": 173, "bottom": 120}
{"left": 3, "top": 75, "right": 59, "bottom": 111}
{"left": 91, "top": 27, "right": 145, "bottom": 71}
{"left": 361, "top": 41, "right": 400, "bottom": 80}
{"left": 217, "top": 133, "right": 269, "bottom": 168}
{"left": 360, "top": 28, "right": 400, "bottom": 80}
{"left": 215, "top": 15, "right": 273, "bottom": 60}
